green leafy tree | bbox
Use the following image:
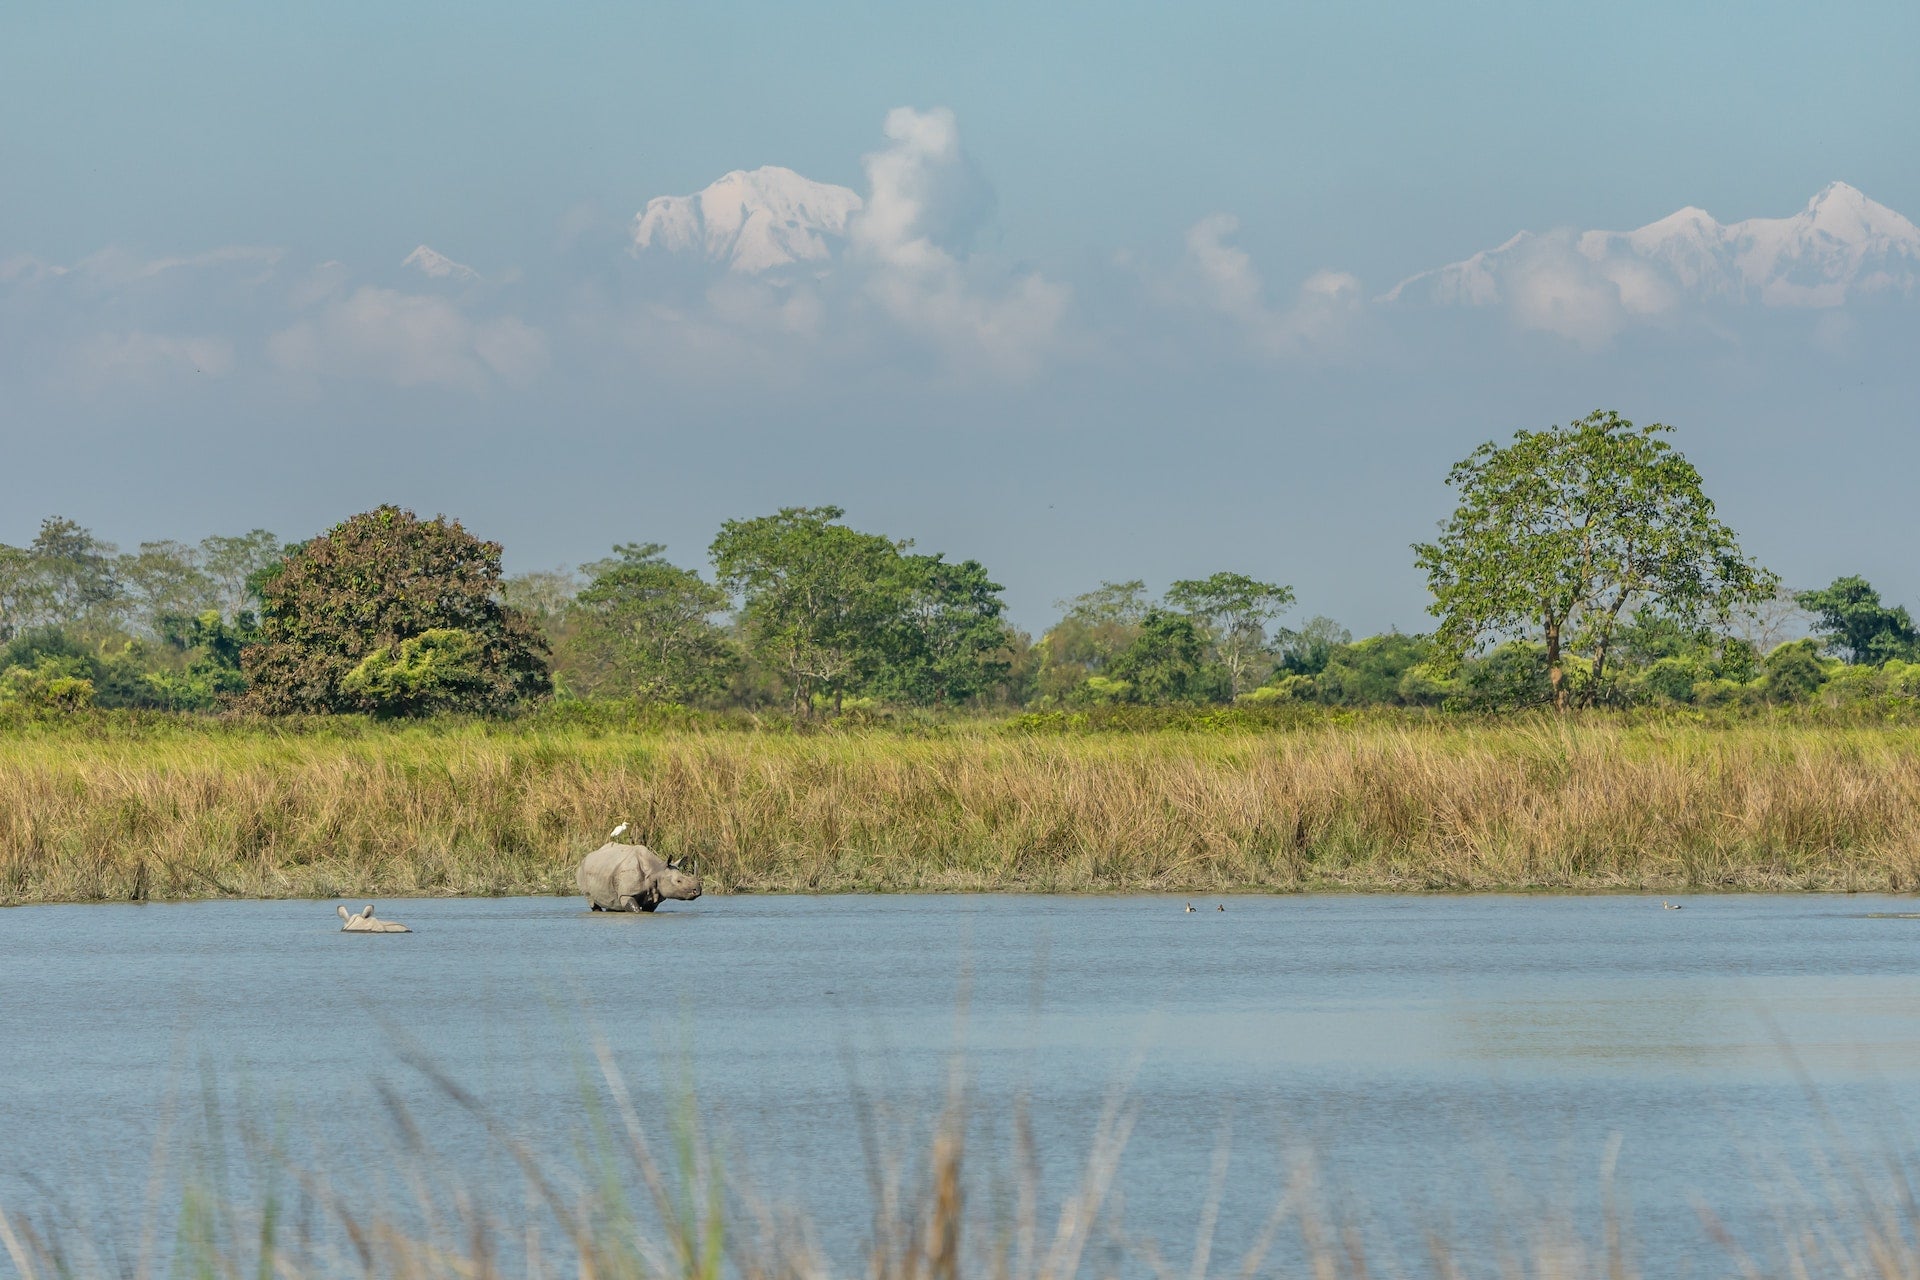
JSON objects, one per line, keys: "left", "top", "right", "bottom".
{"left": 1452, "top": 640, "right": 1553, "bottom": 710}
{"left": 240, "top": 506, "right": 550, "bottom": 714}
{"left": 502, "top": 567, "right": 580, "bottom": 627}
{"left": 565, "top": 544, "right": 735, "bottom": 703}
{"left": 502, "top": 567, "right": 582, "bottom": 687}
{"left": 197, "top": 530, "right": 285, "bottom": 621}
{"left": 1032, "top": 580, "right": 1149, "bottom": 703}
{"left": 1166, "top": 572, "right": 1295, "bottom": 697}
{"left": 1795, "top": 576, "right": 1919, "bottom": 665}
{"left": 710, "top": 506, "right": 905, "bottom": 716}
{"left": 1312, "top": 633, "right": 1440, "bottom": 706}
{"left": 0, "top": 518, "right": 122, "bottom": 636}
{"left": 31, "top": 517, "right": 122, "bottom": 630}
{"left": 120, "top": 540, "right": 216, "bottom": 634}
{"left": 880, "top": 554, "right": 1013, "bottom": 706}
{"left": 1414, "top": 410, "right": 1775, "bottom": 711}
{"left": 0, "top": 544, "right": 45, "bottom": 642}
{"left": 139, "top": 609, "right": 261, "bottom": 708}
{"left": 1275, "top": 616, "right": 1351, "bottom": 676}
{"left": 1107, "top": 610, "right": 1212, "bottom": 704}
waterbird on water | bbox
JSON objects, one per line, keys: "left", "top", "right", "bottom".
{"left": 1184, "top": 902, "right": 1195, "bottom": 913}
{"left": 1663, "top": 900, "right": 1684, "bottom": 910}
{"left": 1218, "top": 904, "right": 1225, "bottom": 912}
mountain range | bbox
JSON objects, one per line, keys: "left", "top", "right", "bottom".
{"left": 1387, "top": 181, "right": 1920, "bottom": 310}
{"left": 630, "top": 172, "right": 1920, "bottom": 316}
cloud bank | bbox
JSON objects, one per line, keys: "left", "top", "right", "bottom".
{"left": 6, "top": 109, "right": 1919, "bottom": 410}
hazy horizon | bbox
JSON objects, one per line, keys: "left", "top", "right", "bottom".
{"left": 5, "top": 1, "right": 1917, "bottom": 633}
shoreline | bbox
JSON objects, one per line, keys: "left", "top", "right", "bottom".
{"left": 7, "top": 883, "right": 1920, "bottom": 907}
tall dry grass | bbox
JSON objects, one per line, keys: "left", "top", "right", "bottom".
{"left": 7, "top": 1045, "right": 1920, "bottom": 1280}
{"left": 5, "top": 717, "right": 1920, "bottom": 904}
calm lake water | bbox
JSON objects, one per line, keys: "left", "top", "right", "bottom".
{"left": 6, "top": 893, "right": 1920, "bottom": 1273}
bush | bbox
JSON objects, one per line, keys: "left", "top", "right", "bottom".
{"left": 1763, "top": 640, "right": 1829, "bottom": 704}
{"left": 342, "top": 629, "right": 491, "bottom": 718}
{"left": 0, "top": 655, "right": 96, "bottom": 711}
{"left": 1637, "top": 655, "right": 1706, "bottom": 704}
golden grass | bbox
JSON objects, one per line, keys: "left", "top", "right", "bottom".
{"left": 5, "top": 717, "right": 1920, "bottom": 904}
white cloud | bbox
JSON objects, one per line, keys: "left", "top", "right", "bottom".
{"left": 289, "top": 260, "right": 350, "bottom": 309}
{"left": 269, "top": 287, "right": 547, "bottom": 391}
{"left": 619, "top": 107, "right": 1064, "bottom": 375}
{"left": 0, "top": 244, "right": 286, "bottom": 398}
{"left": 68, "top": 245, "right": 283, "bottom": 292}
{"left": 0, "top": 255, "right": 66, "bottom": 286}
{"left": 846, "top": 106, "right": 1067, "bottom": 374}
{"left": 1183, "top": 214, "right": 1362, "bottom": 356}
{"left": 1499, "top": 232, "right": 1636, "bottom": 347}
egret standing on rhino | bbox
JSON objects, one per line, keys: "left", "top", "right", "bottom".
{"left": 577, "top": 825, "right": 702, "bottom": 912}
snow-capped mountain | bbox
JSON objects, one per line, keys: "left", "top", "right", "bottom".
{"left": 1388, "top": 182, "right": 1920, "bottom": 310}
{"left": 403, "top": 245, "right": 480, "bottom": 282}
{"left": 401, "top": 245, "right": 480, "bottom": 282}
{"left": 632, "top": 166, "right": 862, "bottom": 273}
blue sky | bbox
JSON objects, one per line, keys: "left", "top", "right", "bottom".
{"left": 3, "top": 0, "right": 1918, "bottom": 632}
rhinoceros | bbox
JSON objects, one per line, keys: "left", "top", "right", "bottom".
{"left": 337, "top": 903, "right": 411, "bottom": 933}
{"left": 577, "top": 842, "right": 702, "bottom": 912}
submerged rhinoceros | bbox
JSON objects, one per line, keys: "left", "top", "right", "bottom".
{"left": 577, "top": 842, "right": 702, "bottom": 912}
{"left": 337, "top": 903, "right": 411, "bottom": 933}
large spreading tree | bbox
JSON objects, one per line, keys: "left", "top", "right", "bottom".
{"left": 710, "top": 506, "right": 1013, "bottom": 714}
{"left": 710, "top": 506, "right": 906, "bottom": 716}
{"left": 1414, "top": 410, "right": 1775, "bottom": 711}
{"left": 240, "top": 506, "right": 550, "bottom": 715}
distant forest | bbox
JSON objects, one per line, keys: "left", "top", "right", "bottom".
{"left": 4, "top": 413, "right": 1918, "bottom": 718}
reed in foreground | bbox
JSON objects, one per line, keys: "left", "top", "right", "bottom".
{"left": 5, "top": 1047, "right": 1920, "bottom": 1280}
{"left": 6, "top": 717, "right": 1920, "bottom": 903}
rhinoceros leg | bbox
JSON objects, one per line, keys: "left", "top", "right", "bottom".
{"left": 590, "top": 901, "right": 603, "bottom": 911}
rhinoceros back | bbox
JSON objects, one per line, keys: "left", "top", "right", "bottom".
{"left": 577, "top": 841, "right": 666, "bottom": 909}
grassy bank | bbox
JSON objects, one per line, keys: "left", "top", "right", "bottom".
{"left": 5, "top": 713, "right": 1920, "bottom": 904}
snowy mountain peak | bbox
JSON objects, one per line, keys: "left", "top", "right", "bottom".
{"left": 403, "top": 245, "right": 480, "bottom": 282}
{"left": 632, "top": 165, "right": 863, "bottom": 273}
{"left": 1389, "top": 183, "right": 1920, "bottom": 316}
{"left": 1795, "top": 180, "right": 1915, "bottom": 241}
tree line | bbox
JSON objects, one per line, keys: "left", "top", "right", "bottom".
{"left": 0, "top": 411, "right": 1911, "bottom": 717}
